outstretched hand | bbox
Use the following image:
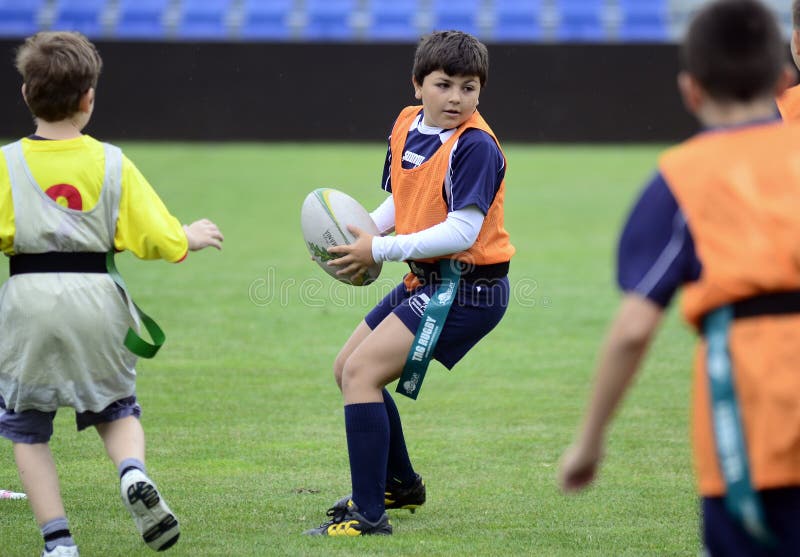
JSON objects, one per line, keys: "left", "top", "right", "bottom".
{"left": 327, "top": 225, "right": 376, "bottom": 280}
{"left": 183, "top": 219, "right": 224, "bottom": 251}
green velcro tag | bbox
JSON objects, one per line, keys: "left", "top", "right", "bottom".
{"left": 396, "top": 260, "right": 460, "bottom": 400}
{"left": 105, "top": 251, "right": 165, "bottom": 359}
{"left": 704, "top": 306, "right": 775, "bottom": 547}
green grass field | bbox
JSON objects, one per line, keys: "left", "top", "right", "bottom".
{"left": 0, "top": 142, "right": 699, "bottom": 556}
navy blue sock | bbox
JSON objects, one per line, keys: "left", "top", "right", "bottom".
{"left": 41, "top": 517, "right": 75, "bottom": 551}
{"left": 344, "top": 402, "right": 389, "bottom": 523}
{"left": 382, "top": 389, "right": 416, "bottom": 486}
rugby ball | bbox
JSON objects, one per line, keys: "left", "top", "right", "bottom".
{"left": 301, "top": 188, "right": 382, "bottom": 286}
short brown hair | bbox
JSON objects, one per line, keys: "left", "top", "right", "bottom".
{"left": 16, "top": 31, "right": 102, "bottom": 122}
{"left": 681, "top": 0, "right": 783, "bottom": 102}
{"left": 412, "top": 30, "right": 489, "bottom": 87}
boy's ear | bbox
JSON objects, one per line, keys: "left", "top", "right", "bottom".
{"left": 78, "top": 87, "right": 95, "bottom": 113}
{"left": 21, "top": 83, "right": 27, "bottom": 104}
{"left": 677, "top": 71, "right": 705, "bottom": 115}
{"left": 412, "top": 76, "right": 422, "bottom": 100}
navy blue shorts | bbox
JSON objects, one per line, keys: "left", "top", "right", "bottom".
{"left": 0, "top": 395, "right": 141, "bottom": 444}
{"left": 365, "top": 277, "right": 509, "bottom": 369}
{"left": 702, "top": 487, "right": 800, "bottom": 556}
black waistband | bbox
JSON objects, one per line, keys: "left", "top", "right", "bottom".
{"left": 9, "top": 252, "right": 108, "bottom": 275}
{"left": 408, "top": 260, "right": 509, "bottom": 284}
{"left": 732, "top": 291, "right": 800, "bottom": 319}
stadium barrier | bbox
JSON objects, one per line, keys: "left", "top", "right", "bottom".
{"left": 0, "top": 40, "right": 699, "bottom": 142}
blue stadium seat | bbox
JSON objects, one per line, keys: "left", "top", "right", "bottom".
{"left": 492, "top": 0, "right": 543, "bottom": 42}
{"left": 555, "top": 0, "right": 607, "bottom": 42}
{"left": 365, "top": 0, "right": 420, "bottom": 41}
{"left": 240, "top": 0, "right": 293, "bottom": 40}
{"left": 0, "top": 0, "right": 45, "bottom": 38}
{"left": 617, "top": 0, "right": 670, "bottom": 42}
{"left": 177, "top": 0, "right": 234, "bottom": 40}
{"left": 51, "top": 0, "right": 108, "bottom": 37}
{"left": 115, "top": 0, "right": 169, "bottom": 40}
{"left": 431, "top": 0, "right": 481, "bottom": 35}
{"left": 303, "top": 0, "right": 356, "bottom": 41}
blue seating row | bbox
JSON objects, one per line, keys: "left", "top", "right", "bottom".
{"left": 0, "top": 0, "right": 674, "bottom": 43}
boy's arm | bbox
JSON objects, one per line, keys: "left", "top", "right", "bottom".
{"left": 327, "top": 206, "right": 483, "bottom": 278}
{"left": 369, "top": 195, "right": 395, "bottom": 236}
{"left": 116, "top": 157, "right": 222, "bottom": 260}
{"left": 329, "top": 129, "right": 499, "bottom": 271}
{"left": 558, "top": 293, "right": 664, "bottom": 492}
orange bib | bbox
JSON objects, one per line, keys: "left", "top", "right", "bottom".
{"left": 660, "top": 122, "right": 800, "bottom": 495}
{"left": 389, "top": 106, "right": 515, "bottom": 268}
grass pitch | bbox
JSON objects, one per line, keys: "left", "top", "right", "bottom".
{"left": 0, "top": 142, "right": 698, "bottom": 556}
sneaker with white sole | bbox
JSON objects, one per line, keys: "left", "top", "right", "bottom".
{"left": 41, "top": 545, "right": 79, "bottom": 557}
{"left": 0, "top": 489, "right": 26, "bottom": 500}
{"left": 120, "top": 469, "right": 180, "bottom": 551}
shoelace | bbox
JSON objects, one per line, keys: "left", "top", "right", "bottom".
{"left": 319, "top": 502, "right": 348, "bottom": 527}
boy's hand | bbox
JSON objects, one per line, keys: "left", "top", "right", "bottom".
{"left": 327, "top": 225, "right": 376, "bottom": 279}
{"left": 558, "top": 441, "right": 603, "bottom": 493}
{"left": 183, "top": 219, "right": 224, "bottom": 251}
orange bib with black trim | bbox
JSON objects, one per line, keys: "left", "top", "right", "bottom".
{"left": 660, "top": 122, "right": 800, "bottom": 496}
{"left": 389, "top": 106, "right": 515, "bottom": 268}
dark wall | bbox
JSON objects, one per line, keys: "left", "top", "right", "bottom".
{"left": 0, "top": 40, "right": 698, "bottom": 142}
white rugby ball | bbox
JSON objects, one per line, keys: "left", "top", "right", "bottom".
{"left": 301, "top": 188, "right": 382, "bottom": 286}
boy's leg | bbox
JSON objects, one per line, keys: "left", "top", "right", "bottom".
{"left": 94, "top": 415, "right": 145, "bottom": 470}
{"left": 14, "top": 442, "right": 66, "bottom": 525}
{"left": 14, "top": 443, "right": 78, "bottom": 553}
{"left": 308, "top": 314, "right": 412, "bottom": 535}
{"left": 2, "top": 404, "right": 77, "bottom": 553}
{"left": 87, "top": 404, "right": 179, "bottom": 552}
{"left": 341, "top": 314, "right": 413, "bottom": 523}
{"left": 333, "top": 321, "right": 372, "bottom": 390}
{"left": 335, "top": 322, "right": 420, "bottom": 493}
{"left": 382, "top": 389, "right": 416, "bottom": 486}
{"left": 381, "top": 388, "right": 426, "bottom": 512}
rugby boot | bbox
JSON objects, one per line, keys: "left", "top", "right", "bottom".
{"left": 384, "top": 474, "right": 426, "bottom": 513}
{"left": 304, "top": 499, "right": 392, "bottom": 536}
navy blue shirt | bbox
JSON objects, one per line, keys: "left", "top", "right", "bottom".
{"left": 380, "top": 110, "right": 505, "bottom": 215}
{"left": 617, "top": 172, "right": 702, "bottom": 307}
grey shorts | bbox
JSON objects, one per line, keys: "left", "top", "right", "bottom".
{"left": 0, "top": 395, "right": 141, "bottom": 444}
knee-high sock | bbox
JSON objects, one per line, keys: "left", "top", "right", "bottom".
{"left": 382, "top": 388, "right": 416, "bottom": 485}
{"left": 345, "top": 402, "right": 389, "bottom": 522}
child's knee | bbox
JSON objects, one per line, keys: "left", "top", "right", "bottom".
{"left": 333, "top": 355, "right": 346, "bottom": 388}
{"left": 340, "top": 357, "right": 379, "bottom": 395}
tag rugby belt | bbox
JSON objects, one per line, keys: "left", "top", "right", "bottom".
{"left": 699, "top": 289, "right": 800, "bottom": 548}
{"left": 726, "top": 290, "right": 800, "bottom": 319}
{"left": 407, "top": 259, "right": 509, "bottom": 285}
{"left": 10, "top": 251, "right": 107, "bottom": 275}
{"left": 8, "top": 251, "right": 165, "bottom": 359}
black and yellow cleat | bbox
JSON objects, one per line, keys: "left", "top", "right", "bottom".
{"left": 385, "top": 474, "right": 426, "bottom": 513}
{"left": 304, "top": 499, "right": 392, "bottom": 536}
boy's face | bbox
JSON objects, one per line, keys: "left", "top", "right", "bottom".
{"left": 413, "top": 70, "right": 481, "bottom": 129}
